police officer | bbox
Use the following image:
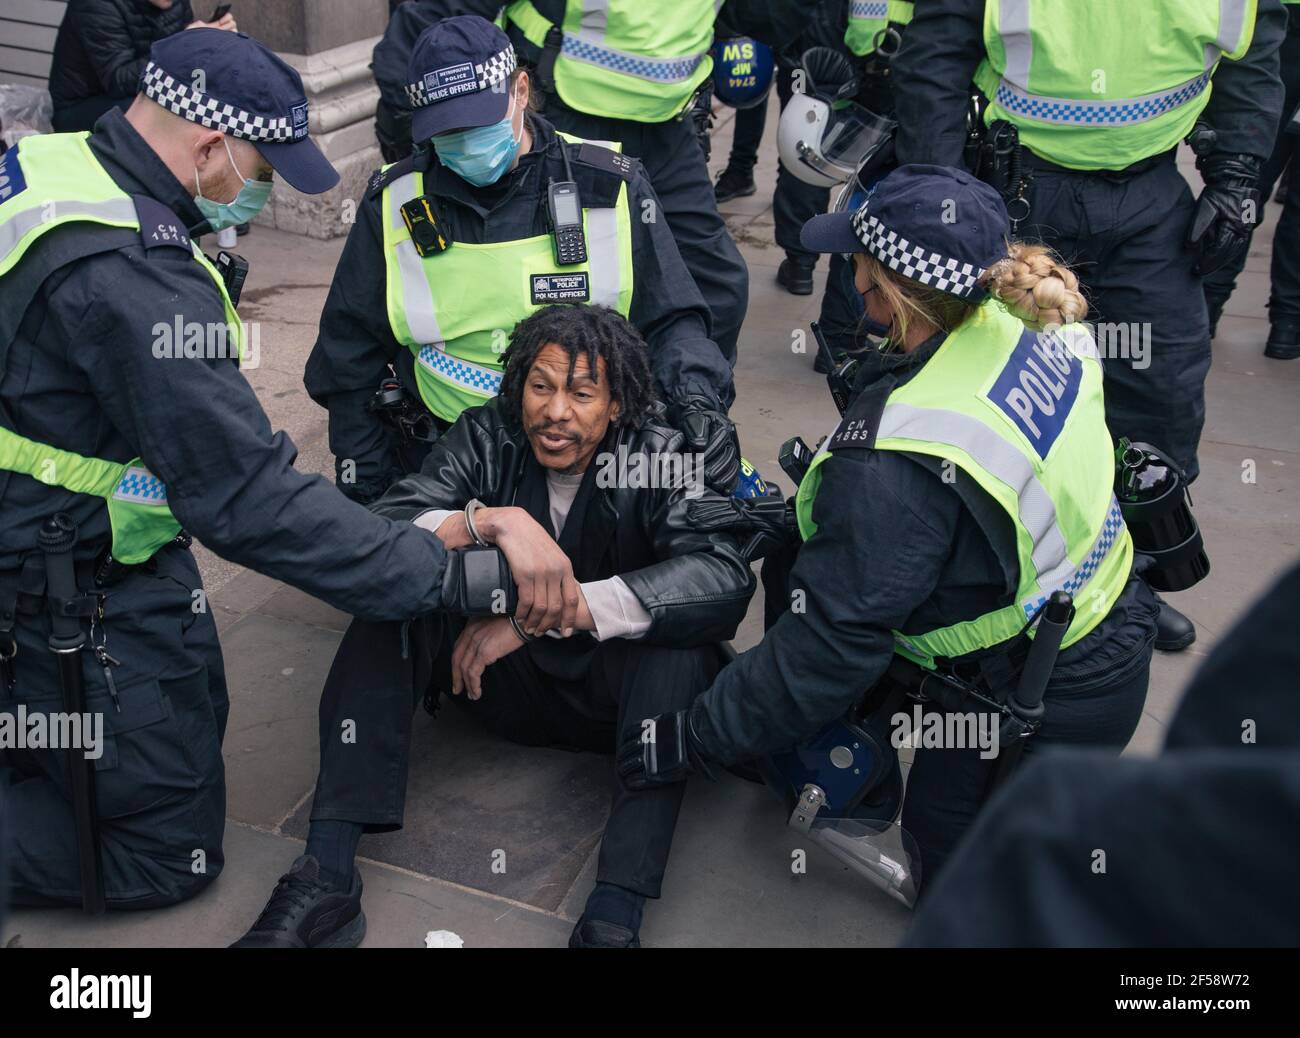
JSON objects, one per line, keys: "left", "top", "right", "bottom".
{"left": 891, "top": 0, "right": 1289, "bottom": 651}
{"left": 371, "top": 1, "right": 750, "bottom": 365}
{"left": 618, "top": 167, "right": 1159, "bottom": 887}
{"left": 0, "top": 30, "right": 481, "bottom": 908}
{"left": 308, "top": 17, "right": 739, "bottom": 506}
{"left": 1204, "top": 0, "right": 1300, "bottom": 359}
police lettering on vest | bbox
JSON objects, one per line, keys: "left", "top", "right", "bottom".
{"left": 987, "top": 327, "right": 1082, "bottom": 458}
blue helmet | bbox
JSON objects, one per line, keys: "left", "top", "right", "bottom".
{"left": 710, "top": 36, "right": 774, "bottom": 109}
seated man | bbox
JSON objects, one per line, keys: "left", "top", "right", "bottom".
{"left": 234, "top": 305, "right": 757, "bottom": 949}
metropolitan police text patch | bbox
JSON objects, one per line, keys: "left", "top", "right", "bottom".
{"left": 531, "top": 273, "right": 590, "bottom": 304}
{"left": 423, "top": 62, "right": 479, "bottom": 101}
{"left": 986, "top": 328, "right": 1081, "bottom": 460}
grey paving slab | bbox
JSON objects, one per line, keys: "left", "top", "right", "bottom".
{"left": 217, "top": 612, "right": 341, "bottom": 829}
{"left": 281, "top": 705, "right": 612, "bottom": 914}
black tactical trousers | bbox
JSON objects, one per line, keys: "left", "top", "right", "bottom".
{"left": 311, "top": 614, "right": 721, "bottom": 898}
{"left": 1202, "top": 24, "right": 1300, "bottom": 326}
{"left": 1019, "top": 155, "right": 1211, "bottom": 481}
{"left": 543, "top": 98, "right": 749, "bottom": 366}
{"left": 2, "top": 544, "right": 228, "bottom": 909}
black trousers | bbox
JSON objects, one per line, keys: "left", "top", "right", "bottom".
{"left": 543, "top": 99, "right": 749, "bottom": 366}
{"left": 311, "top": 614, "right": 722, "bottom": 898}
{"left": 1019, "top": 156, "right": 1211, "bottom": 481}
{"left": 723, "top": 92, "right": 768, "bottom": 175}
{"left": 2, "top": 545, "right": 228, "bottom": 909}
{"left": 1203, "top": 25, "right": 1300, "bottom": 325}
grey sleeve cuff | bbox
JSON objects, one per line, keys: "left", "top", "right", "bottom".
{"left": 582, "top": 576, "right": 653, "bottom": 642}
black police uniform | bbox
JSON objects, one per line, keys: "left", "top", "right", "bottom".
{"left": 1204, "top": 5, "right": 1300, "bottom": 349}
{"left": 689, "top": 340, "right": 1160, "bottom": 882}
{"left": 0, "top": 110, "right": 451, "bottom": 909}
{"left": 305, "top": 112, "right": 735, "bottom": 505}
{"left": 891, "top": 0, "right": 1290, "bottom": 482}
{"left": 907, "top": 561, "right": 1300, "bottom": 947}
{"left": 371, "top": 0, "right": 750, "bottom": 365}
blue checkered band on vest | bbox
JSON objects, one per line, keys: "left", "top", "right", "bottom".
{"left": 113, "top": 466, "right": 169, "bottom": 505}
{"left": 141, "top": 63, "right": 303, "bottom": 142}
{"left": 417, "top": 346, "right": 502, "bottom": 395}
{"left": 851, "top": 208, "right": 987, "bottom": 299}
{"left": 405, "top": 46, "right": 517, "bottom": 108}
{"left": 561, "top": 35, "right": 705, "bottom": 84}
{"left": 1021, "top": 498, "right": 1125, "bottom": 618}
{"left": 994, "top": 71, "right": 1212, "bottom": 127}
{"left": 851, "top": 2, "right": 889, "bottom": 18}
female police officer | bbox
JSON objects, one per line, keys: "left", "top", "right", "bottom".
{"left": 620, "top": 164, "right": 1160, "bottom": 888}
{"left": 306, "top": 16, "right": 739, "bottom": 504}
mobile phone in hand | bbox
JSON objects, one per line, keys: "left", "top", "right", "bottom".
{"left": 209, "top": 4, "right": 232, "bottom": 21}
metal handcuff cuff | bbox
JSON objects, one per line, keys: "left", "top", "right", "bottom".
{"left": 464, "top": 498, "right": 535, "bottom": 644}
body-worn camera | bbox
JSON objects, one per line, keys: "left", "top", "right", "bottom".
{"left": 368, "top": 378, "right": 438, "bottom": 446}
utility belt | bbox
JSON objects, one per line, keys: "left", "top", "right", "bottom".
{"left": 1021, "top": 147, "right": 1178, "bottom": 181}
{"left": 0, "top": 531, "right": 192, "bottom": 696}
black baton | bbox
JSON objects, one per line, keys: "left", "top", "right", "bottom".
{"left": 39, "top": 514, "right": 105, "bottom": 914}
{"left": 991, "top": 590, "right": 1074, "bottom": 790}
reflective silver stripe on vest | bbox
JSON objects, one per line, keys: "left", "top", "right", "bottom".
{"left": 0, "top": 197, "right": 138, "bottom": 268}
{"left": 1206, "top": 0, "right": 1250, "bottom": 67}
{"left": 388, "top": 172, "right": 445, "bottom": 346}
{"left": 112, "top": 465, "right": 169, "bottom": 506}
{"left": 998, "top": 0, "right": 1033, "bottom": 88}
{"left": 585, "top": 206, "right": 622, "bottom": 305}
{"left": 1020, "top": 497, "right": 1125, "bottom": 619}
{"left": 876, "top": 402, "right": 1070, "bottom": 590}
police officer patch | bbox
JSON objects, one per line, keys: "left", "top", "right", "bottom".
{"left": 290, "top": 101, "right": 310, "bottom": 141}
{"left": 987, "top": 327, "right": 1082, "bottom": 460}
{"left": 531, "top": 273, "right": 590, "bottom": 304}
{"left": 423, "top": 62, "right": 479, "bottom": 102}
{"left": 0, "top": 147, "right": 28, "bottom": 204}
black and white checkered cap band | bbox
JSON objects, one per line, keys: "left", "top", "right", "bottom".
{"left": 851, "top": 207, "right": 987, "bottom": 299}
{"left": 141, "top": 62, "right": 305, "bottom": 142}
{"left": 405, "top": 46, "right": 516, "bottom": 108}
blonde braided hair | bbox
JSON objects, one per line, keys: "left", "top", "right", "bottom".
{"left": 984, "top": 243, "right": 1088, "bottom": 330}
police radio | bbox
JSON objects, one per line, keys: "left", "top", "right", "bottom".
{"left": 547, "top": 143, "right": 587, "bottom": 265}
{"left": 215, "top": 250, "right": 249, "bottom": 307}
{"left": 811, "top": 321, "right": 859, "bottom": 416}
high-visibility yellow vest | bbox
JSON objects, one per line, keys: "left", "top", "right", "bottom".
{"left": 845, "top": 0, "right": 914, "bottom": 58}
{"left": 504, "top": 0, "right": 719, "bottom": 121}
{"left": 0, "top": 133, "right": 243, "bottom": 564}
{"left": 795, "top": 299, "right": 1132, "bottom": 667}
{"left": 973, "top": 0, "right": 1257, "bottom": 171}
{"left": 380, "top": 134, "right": 634, "bottom": 423}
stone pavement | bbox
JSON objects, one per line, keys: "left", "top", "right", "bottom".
{"left": 4, "top": 102, "right": 1297, "bottom": 948}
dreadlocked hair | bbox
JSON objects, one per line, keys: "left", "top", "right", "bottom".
{"left": 498, "top": 304, "right": 658, "bottom": 429}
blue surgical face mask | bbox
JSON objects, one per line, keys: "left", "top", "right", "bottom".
{"left": 195, "top": 138, "right": 272, "bottom": 231}
{"left": 432, "top": 96, "right": 521, "bottom": 187}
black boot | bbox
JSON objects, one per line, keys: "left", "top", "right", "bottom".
{"left": 777, "top": 256, "right": 815, "bottom": 296}
{"left": 1265, "top": 318, "right": 1300, "bottom": 360}
{"left": 714, "top": 166, "right": 756, "bottom": 202}
{"left": 1153, "top": 594, "right": 1196, "bottom": 652}
{"left": 230, "top": 855, "right": 366, "bottom": 948}
{"left": 569, "top": 917, "right": 641, "bottom": 948}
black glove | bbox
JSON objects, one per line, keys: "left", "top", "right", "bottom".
{"left": 685, "top": 492, "right": 798, "bottom": 560}
{"left": 1187, "top": 153, "right": 1262, "bottom": 276}
{"left": 440, "top": 545, "right": 519, "bottom": 616}
{"left": 669, "top": 395, "right": 741, "bottom": 496}
{"left": 616, "top": 707, "right": 716, "bottom": 790}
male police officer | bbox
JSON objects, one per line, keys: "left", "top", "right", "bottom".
{"left": 891, "top": 0, "right": 1288, "bottom": 650}
{"left": 371, "top": 1, "right": 750, "bottom": 365}
{"left": 0, "top": 30, "right": 491, "bottom": 908}
{"left": 309, "top": 17, "right": 738, "bottom": 506}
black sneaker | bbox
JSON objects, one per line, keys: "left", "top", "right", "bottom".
{"left": 777, "top": 257, "right": 815, "bottom": 296}
{"left": 229, "top": 855, "right": 366, "bottom": 948}
{"left": 1265, "top": 319, "right": 1300, "bottom": 360}
{"left": 714, "top": 166, "right": 756, "bottom": 202}
{"left": 569, "top": 916, "right": 640, "bottom": 948}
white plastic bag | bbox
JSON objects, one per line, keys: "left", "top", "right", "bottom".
{"left": 0, "top": 85, "right": 54, "bottom": 148}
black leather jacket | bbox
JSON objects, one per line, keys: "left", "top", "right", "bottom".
{"left": 50, "top": 0, "right": 194, "bottom": 110}
{"left": 370, "top": 399, "right": 757, "bottom": 647}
